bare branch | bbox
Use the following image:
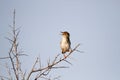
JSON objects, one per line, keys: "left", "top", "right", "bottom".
{"left": 8, "top": 43, "right": 18, "bottom": 80}
{"left": 0, "top": 57, "right": 10, "bottom": 59}
{"left": 75, "top": 49, "right": 84, "bottom": 53}
{"left": 4, "top": 9, "right": 23, "bottom": 80}
{"left": 63, "top": 60, "right": 72, "bottom": 65}
{"left": 26, "top": 58, "right": 39, "bottom": 80}
{"left": 26, "top": 44, "right": 80, "bottom": 80}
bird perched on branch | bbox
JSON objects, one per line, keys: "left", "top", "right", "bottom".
{"left": 60, "top": 31, "right": 72, "bottom": 58}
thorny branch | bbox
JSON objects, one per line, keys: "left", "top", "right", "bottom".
{"left": 26, "top": 44, "right": 80, "bottom": 80}
{"left": 8, "top": 9, "right": 19, "bottom": 80}
{"left": 0, "top": 9, "right": 24, "bottom": 80}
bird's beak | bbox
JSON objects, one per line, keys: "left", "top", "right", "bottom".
{"left": 60, "top": 31, "right": 63, "bottom": 35}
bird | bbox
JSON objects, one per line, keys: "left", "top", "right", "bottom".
{"left": 60, "top": 31, "right": 71, "bottom": 58}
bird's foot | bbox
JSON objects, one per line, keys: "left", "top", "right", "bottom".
{"left": 64, "top": 54, "right": 67, "bottom": 59}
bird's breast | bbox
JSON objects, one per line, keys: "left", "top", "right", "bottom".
{"left": 60, "top": 38, "right": 70, "bottom": 49}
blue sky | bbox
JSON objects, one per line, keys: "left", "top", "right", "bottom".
{"left": 0, "top": 0, "right": 120, "bottom": 80}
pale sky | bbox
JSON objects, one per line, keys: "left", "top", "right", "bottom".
{"left": 0, "top": 0, "right": 120, "bottom": 80}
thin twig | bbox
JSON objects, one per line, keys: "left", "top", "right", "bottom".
{"left": 0, "top": 57, "right": 10, "bottom": 59}
{"left": 26, "top": 44, "right": 80, "bottom": 80}
{"left": 8, "top": 42, "right": 18, "bottom": 80}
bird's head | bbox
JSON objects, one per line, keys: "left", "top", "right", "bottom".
{"left": 61, "top": 31, "right": 70, "bottom": 38}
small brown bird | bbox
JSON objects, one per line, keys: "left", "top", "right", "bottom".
{"left": 60, "top": 31, "right": 71, "bottom": 58}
